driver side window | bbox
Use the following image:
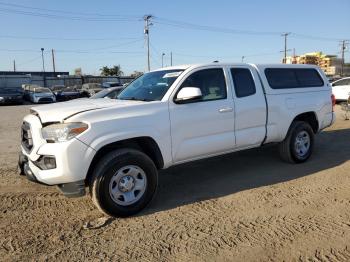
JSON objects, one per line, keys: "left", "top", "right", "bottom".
{"left": 180, "top": 68, "right": 227, "bottom": 102}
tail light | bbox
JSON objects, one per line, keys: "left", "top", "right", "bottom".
{"left": 331, "top": 94, "right": 336, "bottom": 111}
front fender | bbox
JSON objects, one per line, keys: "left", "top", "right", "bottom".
{"left": 80, "top": 126, "right": 173, "bottom": 168}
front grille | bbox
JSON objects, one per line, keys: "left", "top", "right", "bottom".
{"left": 21, "top": 122, "right": 33, "bottom": 152}
{"left": 38, "top": 97, "right": 53, "bottom": 103}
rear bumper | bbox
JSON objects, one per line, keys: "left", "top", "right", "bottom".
{"left": 18, "top": 151, "right": 86, "bottom": 197}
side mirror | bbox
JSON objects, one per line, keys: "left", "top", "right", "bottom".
{"left": 175, "top": 87, "right": 202, "bottom": 103}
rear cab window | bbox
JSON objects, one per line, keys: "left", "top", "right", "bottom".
{"left": 265, "top": 68, "right": 324, "bottom": 89}
{"left": 230, "top": 68, "right": 256, "bottom": 98}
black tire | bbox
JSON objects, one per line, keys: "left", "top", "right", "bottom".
{"left": 89, "top": 148, "right": 158, "bottom": 217}
{"left": 279, "top": 121, "right": 314, "bottom": 164}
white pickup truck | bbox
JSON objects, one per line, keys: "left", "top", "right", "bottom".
{"left": 18, "top": 63, "right": 335, "bottom": 217}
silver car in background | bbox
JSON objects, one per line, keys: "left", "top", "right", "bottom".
{"left": 29, "top": 86, "right": 56, "bottom": 103}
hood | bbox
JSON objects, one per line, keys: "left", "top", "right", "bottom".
{"left": 0, "top": 89, "right": 23, "bottom": 95}
{"left": 33, "top": 92, "right": 55, "bottom": 97}
{"left": 31, "top": 98, "right": 142, "bottom": 123}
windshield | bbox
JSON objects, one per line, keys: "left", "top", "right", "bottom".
{"left": 117, "top": 69, "right": 183, "bottom": 101}
{"left": 91, "top": 88, "right": 112, "bottom": 99}
{"left": 34, "top": 88, "right": 51, "bottom": 93}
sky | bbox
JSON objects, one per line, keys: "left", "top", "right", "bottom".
{"left": 0, "top": 0, "right": 349, "bottom": 75}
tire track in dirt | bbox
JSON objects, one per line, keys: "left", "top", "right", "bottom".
{"left": 0, "top": 167, "right": 17, "bottom": 178}
{"left": 85, "top": 199, "right": 350, "bottom": 262}
{"left": 0, "top": 192, "right": 94, "bottom": 212}
{"left": 299, "top": 246, "right": 350, "bottom": 262}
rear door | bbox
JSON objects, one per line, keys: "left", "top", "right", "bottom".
{"left": 228, "top": 65, "right": 267, "bottom": 148}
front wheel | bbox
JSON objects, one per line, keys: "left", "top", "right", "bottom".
{"left": 279, "top": 121, "right": 314, "bottom": 163}
{"left": 89, "top": 149, "right": 158, "bottom": 217}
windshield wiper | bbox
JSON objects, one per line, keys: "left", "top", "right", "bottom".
{"left": 118, "top": 97, "right": 153, "bottom": 102}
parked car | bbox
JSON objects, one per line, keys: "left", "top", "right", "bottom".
{"left": 28, "top": 86, "right": 56, "bottom": 103}
{"left": 19, "top": 63, "right": 334, "bottom": 217}
{"left": 50, "top": 86, "right": 82, "bottom": 102}
{"left": 22, "top": 84, "right": 39, "bottom": 101}
{"left": 90, "top": 85, "right": 124, "bottom": 99}
{"left": 0, "top": 88, "right": 24, "bottom": 104}
{"left": 331, "top": 77, "right": 350, "bottom": 102}
{"left": 81, "top": 83, "right": 102, "bottom": 97}
{"left": 102, "top": 81, "right": 122, "bottom": 89}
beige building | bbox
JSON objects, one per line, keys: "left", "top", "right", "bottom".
{"left": 285, "top": 51, "right": 349, "bottom": 76}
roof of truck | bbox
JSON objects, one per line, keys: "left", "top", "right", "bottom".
{"left": 153, "top": 63, "right": 320, "bottom": 72}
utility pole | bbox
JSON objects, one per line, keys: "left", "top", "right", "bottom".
{"left": 144, "top": 15, "right": 153, "bottom": 72}
{"left": 51, "top": 49, "right": 56, "bottom": 73}
{"left": 170, "top": 52, "right": 173, "bottom": 66}
{"left": 162, "top": 53, "right": 165, "bottom": 67}
{"left": 282, "top": 32, "right": 290, "bottom": 63}
{"left": 340, "top": 40, "right": 349, "bottom": 77}
{"left": 13, "top": 60, "right": 16, "bottom": 72}
{"left": 241, "top": 56, "right": 245, "bottom": 63}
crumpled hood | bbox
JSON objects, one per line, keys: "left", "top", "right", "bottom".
{"left": 31, "top": 98, "right": 141, "bottom": 123}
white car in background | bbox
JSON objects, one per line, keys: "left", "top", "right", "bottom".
{"left": 331, "top": 77, "right": 350, "bottom": 101}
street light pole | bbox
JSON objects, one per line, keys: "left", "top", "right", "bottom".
{"left": 41, "top": 48, "right": 46, "bottom": 87}
{"left": 162, "top": 53, "right": 165, "bottom": 67}
{"left": 41, "top": 48, "right": 45, "bottom": 72}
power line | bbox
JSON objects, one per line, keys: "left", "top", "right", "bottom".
{"left": 0, "top": 35, "right": 142, "bottom": 41}
{"left": 0, "top": 38, "right": 144, "bottom": 54}
{"left": 0, "top": 2, "right": 347, "bottom": 41}
{"left": 0, "top": 7, "right": 139, "bottom": 22}
{"left": 172, "top": 51, "right": 281, "bottom": 59}
{"left": 0, "top": 2, "right": 141, "bottom": 18}
{"left": 154, "top": 17, "right": 349, "bottom": 42}
{"left": 290, "top": 33, "right": 349, "bottom": 42}
{"left": 0, "top": 48, "right": 144, "bottom": 54}
{"left": 68, "top": 38, "right": 144, "bottom": 52}
{"left": 154, "top": 17, "right": 282, "bottom": 36}
{"left": 17, "top": 55, "right": 42, "bottom": 67}
{"left": 149, "top": 43, "right": 162, "bottom": 67}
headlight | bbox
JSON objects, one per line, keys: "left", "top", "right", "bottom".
{"left": 41, "top": 122, "right": 88, "bottom": 142}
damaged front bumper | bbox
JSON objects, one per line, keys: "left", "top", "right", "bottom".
{"left": 18, "top": 152, "right": 86, "bottom": 198}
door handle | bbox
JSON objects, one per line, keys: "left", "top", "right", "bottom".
{"left": 218, "top": 107, "right": 233, "bottom": 113}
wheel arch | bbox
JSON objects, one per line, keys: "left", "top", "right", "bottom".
{"left": 290, "top": 111, "right": 319, "bottom": 134}
{"left": 85, "top": 136, "right": 164, "bottom": 185}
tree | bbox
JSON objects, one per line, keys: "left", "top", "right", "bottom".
{"left": 130, "top": 71, "right": 143, "bottom": 78}
{"left": 100, "top": 65, "right": 124, "bottom": 76}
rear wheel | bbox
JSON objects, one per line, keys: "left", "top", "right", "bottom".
{"left": 89, "top": 149, "right": 158, "bottom": 217}
{"left": 279, "top": 121, "right": 314, "bottom": 163}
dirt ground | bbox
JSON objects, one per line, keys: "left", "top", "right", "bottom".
{"left": 0, "top": 104, "right": 349, "bottom": 262}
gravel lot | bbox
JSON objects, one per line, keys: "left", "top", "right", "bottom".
{"left": 0, "top": 104, "right": 350, "bottom": 261}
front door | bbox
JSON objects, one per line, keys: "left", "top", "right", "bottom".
{"left": 169, "top": 67, "right": 235, "bottom": 163}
